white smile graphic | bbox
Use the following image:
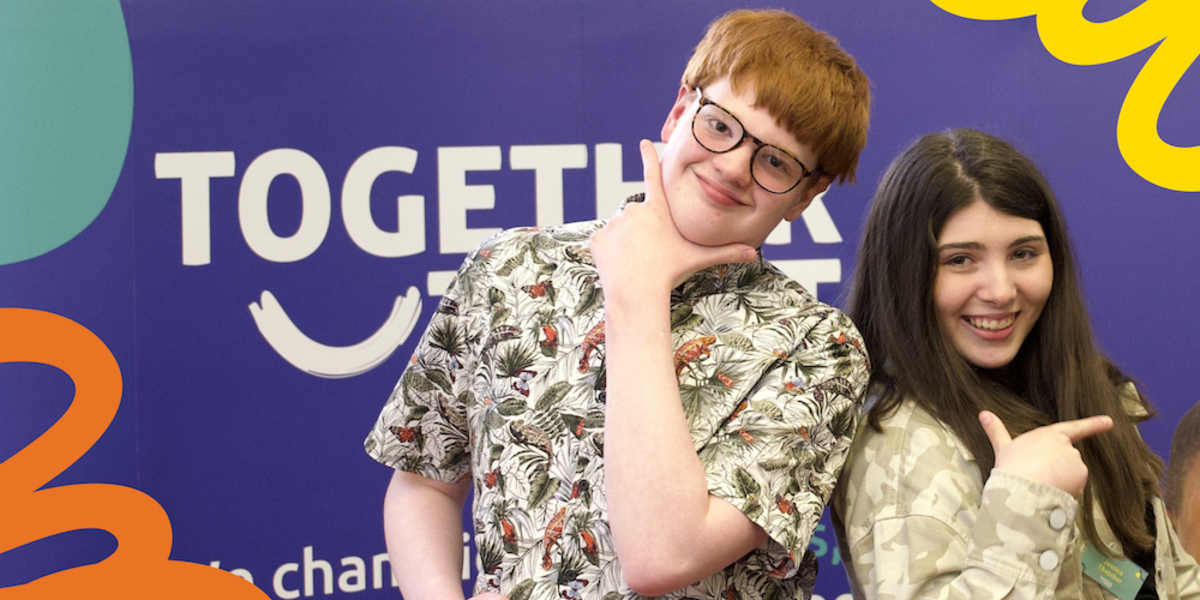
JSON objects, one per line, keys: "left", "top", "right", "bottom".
{"left": 249, "top": 287, "right": 423, "bottom": 378}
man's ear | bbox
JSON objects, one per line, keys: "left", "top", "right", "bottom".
{"left": 660, "top": 86, "right": 693, "bottom": 142}
{"left": 784, "top": 174, "right": 833, "bottom": 222}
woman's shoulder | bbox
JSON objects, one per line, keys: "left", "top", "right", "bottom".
{"left": 837, "top": 397, "right": 986, "bottom": 545}
{"left": 863, "top": 397, "right": 977, "bottom": 463}
{"left": 846, "top": 397, "right": 983, "bottom": 506}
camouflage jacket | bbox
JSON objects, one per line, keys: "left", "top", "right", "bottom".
{"left": 832, "top": 398, "right": 1200, "bottom": 599}
{"left": 365, "top": 213, "right": 869, "bottom": 600}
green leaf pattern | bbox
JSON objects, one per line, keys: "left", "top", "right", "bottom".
{"left": 364, "top": 212, "right": 869, "bottom": 599}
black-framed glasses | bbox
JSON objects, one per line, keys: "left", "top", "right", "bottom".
{"left": 690, "top": 91, "right": 821, "bottom": 194}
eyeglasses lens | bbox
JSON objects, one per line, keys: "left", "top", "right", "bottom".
{"left": 692, "top": 103, "right": 803, "bottom": 194}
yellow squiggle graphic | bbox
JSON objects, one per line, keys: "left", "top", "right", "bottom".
{"left": 0, "top": 308, "right": 270, "bottom": 600}
{"left": 931, "top": 0, "right": 1200, "bottom": 192}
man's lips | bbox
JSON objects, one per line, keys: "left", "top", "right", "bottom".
{"left": 696, "top": 173, "right": 748, "bottom": 207}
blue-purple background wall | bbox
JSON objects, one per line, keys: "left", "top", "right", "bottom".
{"left": 2, "top": 1, "right": 1196, "bottom": 599}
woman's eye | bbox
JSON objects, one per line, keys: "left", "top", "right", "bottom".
{"left": 1012, "top": 248, "right": 1038, "bottom": 260}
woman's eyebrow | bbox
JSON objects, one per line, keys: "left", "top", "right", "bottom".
{"left": 1008, "top": 235, "right": 1047, "bottom": 248}
{"left": 937, "top": 241, "right": 982, "bottom": 252}
{"left": 937, "top": 235, "right": 1047, "bottom": 252}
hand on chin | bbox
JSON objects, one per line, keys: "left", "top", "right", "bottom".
{"left": 589, "top": 140, "right": 757, "bottom": 301}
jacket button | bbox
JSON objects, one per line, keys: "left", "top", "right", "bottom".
{"left": 1049, "top": 508, "right": 1068, "bottom": 530}
{"left": 1039, "top": 549, "right": 1060, "bottom": 571}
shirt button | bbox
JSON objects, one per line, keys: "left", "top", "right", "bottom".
{"left": 1039, "top": 550, "right": 1060, "bottom": 571}
{"left": 1049, "top": 508, "right": 1068, "bottom": 530}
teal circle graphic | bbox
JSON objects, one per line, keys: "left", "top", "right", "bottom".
{"left": 0, "top": 1, "right": 133, "bottom": 265}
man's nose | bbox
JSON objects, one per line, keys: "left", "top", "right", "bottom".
{"left": 712, "top": 142, "right": 755, "bottom": 188}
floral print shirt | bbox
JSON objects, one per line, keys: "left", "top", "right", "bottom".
{"left": 365, "top": 205, "right": 869, "bottom": 600}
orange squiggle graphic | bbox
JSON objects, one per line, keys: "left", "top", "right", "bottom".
{"left": 0, "top": 308, "right": 270, "bottom": 600}
{"left": 931, "top": 0, "right": 1200, "bottom": 192}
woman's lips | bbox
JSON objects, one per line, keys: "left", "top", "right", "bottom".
{"left": 962, "top": 313, "right": 1017, "bottom": 340}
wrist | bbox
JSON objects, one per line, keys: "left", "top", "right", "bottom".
{"left": 601, "top": 286, "right": 671, "bottom": 326}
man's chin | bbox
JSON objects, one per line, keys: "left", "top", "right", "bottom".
{"left": 679, "top": 229, "right": 763, "bottom": 252}
{"left": 677, "top": 229, "right": 729, "bottom": 248}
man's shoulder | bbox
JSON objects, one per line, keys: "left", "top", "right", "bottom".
{"left": 456, "top": 219, "right": 603, "bottom": 281}
{"left": 748, "top": 260, "right": 864, "bottom": 342}
{"left": 482, "top": 219, "right": 603, "bottom": 249}
{"left": 737, "top": 257, "right": 835, "bottom": 310}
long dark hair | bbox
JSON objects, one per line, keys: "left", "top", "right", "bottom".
{"left": 848, "top": 128, "right": 1162, "bottom": 552}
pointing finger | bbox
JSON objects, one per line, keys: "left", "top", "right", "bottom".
{"left": 979, "top": 410, "right": 1013, "bottom": 452}
{"left": 1047, "top": 415, "right": 1114, "bottom": 443}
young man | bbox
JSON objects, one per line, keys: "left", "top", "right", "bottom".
{"left": 364, "top": 9, "right": 871, "bottom": 599}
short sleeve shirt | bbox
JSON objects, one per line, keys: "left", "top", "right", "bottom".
{"left": 365, "top": 214, "right": 869, "bottom": 600}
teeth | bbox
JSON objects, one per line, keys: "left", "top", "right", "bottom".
{"left": 967, "top": 315, "right": 1015, "bottom": 331}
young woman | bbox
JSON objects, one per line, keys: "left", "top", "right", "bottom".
{"left": 832, "top": 129, "right": 1200, "bottom": 598}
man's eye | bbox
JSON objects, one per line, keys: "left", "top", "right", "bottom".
{"left": 757, "top": 149, "right": 797, "bottom": 176}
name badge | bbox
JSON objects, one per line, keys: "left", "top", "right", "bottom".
{"left": 1081, "top": 541, "right": 1150, "bottom": 600}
